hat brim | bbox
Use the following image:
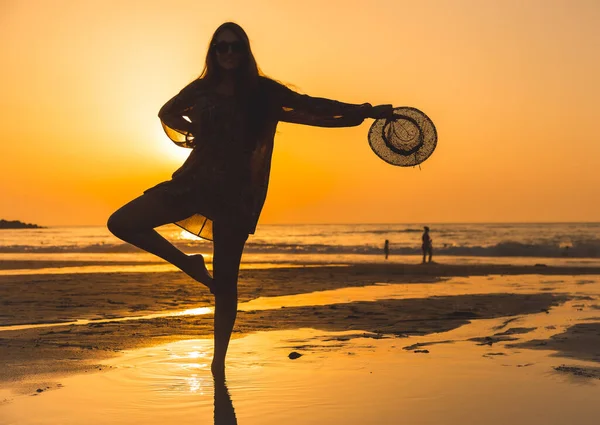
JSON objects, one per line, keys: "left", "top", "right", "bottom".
{"left": 368, "top": 107, "right": 437, "bottom": 167}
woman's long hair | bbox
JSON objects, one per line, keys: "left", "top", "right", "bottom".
{"left": 199, "top": 22, "right": 262, "bottom": 94}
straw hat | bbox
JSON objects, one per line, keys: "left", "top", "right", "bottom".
{"left": 368, "top": 107, "right": 437, "bottom": 167}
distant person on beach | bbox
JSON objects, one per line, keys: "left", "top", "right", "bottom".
{"left": 384, "top": 239, "right": 390, "bottom": 260}
{"left": 422, "top": 226, "right": 432, "bottom": 263}
{"left": 106, "top": 22, "right": 393, "bottom": 377}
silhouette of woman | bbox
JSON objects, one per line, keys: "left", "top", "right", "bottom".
{"left": 107, "top": 22, "right": 391, "bottom": 376}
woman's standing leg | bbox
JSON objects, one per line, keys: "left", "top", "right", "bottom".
{"left": 211, "top": 221, "right": 248, "bottom": 376}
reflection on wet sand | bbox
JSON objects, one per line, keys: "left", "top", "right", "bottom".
{"left": 214, "top": 375, "right": 237, "bottom": 425}
{"left": 1, "top": 319, "right": 600, "bottom": 425}
{"left": 1, "top": 271, "right": 599, "bottom": 424}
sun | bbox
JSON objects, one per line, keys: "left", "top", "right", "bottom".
{"left": 153, "top": 126, "right": 192, "bottom": 164}
{"left": 163, "top": 143, "right": 192, "bottom": 163}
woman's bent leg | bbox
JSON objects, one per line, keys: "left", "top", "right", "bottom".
{"left": 211, "top": 221, "right": 248, "bottom": 376}
{"left": 106, "top": 190, "right": 212, "bottom": 288}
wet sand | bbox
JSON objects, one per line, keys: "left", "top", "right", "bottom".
{"left": 1, "top": 263, "right": 599, "bottom": 378}
{"left": 1, "top": 262, "right": 599, "bottom": 424}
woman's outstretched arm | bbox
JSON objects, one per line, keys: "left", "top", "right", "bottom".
{"left": 270, "top": 80, "right": 375, "bottom": 127}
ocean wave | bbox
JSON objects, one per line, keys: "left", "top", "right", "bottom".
{"left": 246, "top": 240, "right": 600, "bottom": 258}
{"left": 1, "top": 240, "right": 599, "bottom": 258}
{"left": 335, "top": 228, "right": 424, "bottom": 235}
{"left": 268, "top": 228, "right": 424, "bottom": 238}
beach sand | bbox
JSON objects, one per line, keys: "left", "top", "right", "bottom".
{"left": 1, "top": 262, "right": 599, "bottom": 424}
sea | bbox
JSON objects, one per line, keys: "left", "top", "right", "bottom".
{"left": 1, "top": 223, "right": 600, "bottom": 272}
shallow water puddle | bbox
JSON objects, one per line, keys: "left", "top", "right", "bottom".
{"left": 0, "top": 261, "right": 320, "bottom": 276}
{"left": 1, "top": 324, "right": 599, "bottom": 425}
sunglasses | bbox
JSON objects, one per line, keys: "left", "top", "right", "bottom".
{"left": 212, "top": 41, "right": 246, "bottom": 54}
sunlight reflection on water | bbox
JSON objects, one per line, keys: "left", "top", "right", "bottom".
{"left": 3, "top": 324, "right": 600, "bottom": 425}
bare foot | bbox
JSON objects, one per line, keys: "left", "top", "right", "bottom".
{"left": 186, "top": 254, "right": 214, "bottom": 290}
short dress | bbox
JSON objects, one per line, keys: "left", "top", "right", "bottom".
{"left": 149, "top": 77, "right": 369, "bottom": 241}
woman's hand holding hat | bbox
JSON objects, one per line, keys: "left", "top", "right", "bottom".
{"left": 367, "top": 104, "right": 394, "bottom": 119}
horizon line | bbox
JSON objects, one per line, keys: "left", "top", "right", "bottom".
{"left": 24, "top": 221, "right": 600, "bottom": 228}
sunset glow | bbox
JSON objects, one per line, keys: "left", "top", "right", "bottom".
{"left": 1, "top": 0, "right": 599, "bottom": 226}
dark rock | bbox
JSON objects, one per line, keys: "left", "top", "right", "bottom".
{"left": 0, "top": 219, "right": 44, "bottom": 229}
{"left": 288, "top": 351, "right": 302, "bottom": 360}
{"left": 554, "top": 365, "right": 600, "bottom": 379}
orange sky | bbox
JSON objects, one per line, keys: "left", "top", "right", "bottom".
{"left": 1, "top": 0, "right": 599, "bottom": 226}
